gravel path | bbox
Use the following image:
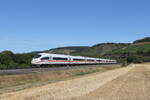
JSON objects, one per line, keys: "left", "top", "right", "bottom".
{"left": 0, "top": 64, "right": 116, "bottom": 75}
{"left": 0, "top": 64, "right": 133, "bottom": 100}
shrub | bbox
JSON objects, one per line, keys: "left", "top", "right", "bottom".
{"left": 127, "top": 55, "right": 142, "bottom": 63}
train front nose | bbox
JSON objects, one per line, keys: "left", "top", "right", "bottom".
{"left": 31, "top": 59, "right": 39, "bottom": 64}
{"left": 31, "top": 59, "right": 35, "bottom": 64}
{"left": 31, "top": 54, "right": 42, "bottom": 64}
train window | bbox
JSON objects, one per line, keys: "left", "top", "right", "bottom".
{"left": 53, "top": 57, "right": 68, "bottom": 61}
{"left": 33, "top": 55, "right": 41, "bottom": 58}
{"left": 73, "top": 59, "right": 85, "bottom": 61}
{"left": 87, "top": 59, "right": 95, "bottom": 61}
{"left": 41, "top": 57, "right": 49, "bottom": 60}
{"left": 97, "top": 60, "right": 102, "bottom": 62}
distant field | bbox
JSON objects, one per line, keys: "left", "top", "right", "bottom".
{"left": 0, "top": 65, "right": 120, "bottom": 94}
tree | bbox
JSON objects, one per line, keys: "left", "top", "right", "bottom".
{"left": 127, "top": 55, "right": 142, "bottom": 63}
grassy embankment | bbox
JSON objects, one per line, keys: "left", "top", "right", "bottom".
{"left": 0, "top": 65, "right": 120, "bottom": 94}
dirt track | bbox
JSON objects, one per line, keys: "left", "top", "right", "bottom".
{"left": 0, "top": 63, "right": 150, "bottom": 100}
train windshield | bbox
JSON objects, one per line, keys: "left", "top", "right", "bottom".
{"left": 33, "top": 55, "right": 41, "bottom": 58}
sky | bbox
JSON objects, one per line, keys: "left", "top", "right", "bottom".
{"left": 0, "top": 0, "right": 150, "bottom": 53}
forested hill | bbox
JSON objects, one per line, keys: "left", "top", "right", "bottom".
{"left": 47, "top": 46, "right": 90, "bottom": 55}
{"left": 46, "top": 43, "right": 130, "bottom": 56}
{"left": 133, "top": 37, "right": 150, "bottom": 43}
{"left": 0, "top": 37, "right": 150, "bottom": 69}
{"left": 47, "top": 37, "right": 150, "bottom": 57}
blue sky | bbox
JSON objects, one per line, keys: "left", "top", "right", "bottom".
{"left": 0, "top": 0, "right": 150, "bottom": 53}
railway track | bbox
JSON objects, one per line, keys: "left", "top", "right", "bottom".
{"left": 0, "top": 64, "right": 119, "bottom": 75}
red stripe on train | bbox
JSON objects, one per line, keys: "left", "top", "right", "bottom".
{"left": 32, "top": 60, "right": 97, "bottom": 64}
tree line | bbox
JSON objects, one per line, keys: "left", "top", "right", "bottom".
{"left": 0, "top": 51, "right": 34, "bottom": 69}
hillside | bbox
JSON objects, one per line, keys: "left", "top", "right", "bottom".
{"left": 72, "top": 43, "right": 130, "bottom": 57}
{"left": 47, "top": 43, "right": 130, "bottom": 57}
{"left": 103, "top": 38, "right": 150, "bottom": 63}
{"left": 108, "top": 37, "right": 150, "bottom": 55}
{"left": 46, "top": 37, "right": 150, "bottom": 57}
{"left": 133, "top": 37, "right": 150, "bottom": 43}
{"left": 47, "top": 46, "right": 90, "bottom": 55}
{"left": 111, "top": 44, "right": 150, "bottom": 54}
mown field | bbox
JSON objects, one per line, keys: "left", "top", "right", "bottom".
{"left": 0, "top": 65, "right": 120, "bottom": 94}
{"left": 1, "top": 63, "right": 150, "bottom": 100}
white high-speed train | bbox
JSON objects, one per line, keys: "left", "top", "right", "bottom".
{"left": 31, "top": 53, "right": 117, "bottom": 66}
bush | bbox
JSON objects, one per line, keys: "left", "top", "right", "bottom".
{"left": 127, "top": 55, "right": 142, "bottom": 63}
{"left": 121, "top": 60, "right": 128, "bottom": 67}
{"left": 0, "top": 51, "right": 33, "bottom": 69}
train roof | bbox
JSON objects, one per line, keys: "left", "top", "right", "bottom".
{"left": 38, "top": 53, "right": 69, "bottom": 57}
{"left": 37, "top": 53, "right": 116, "bottom": 61}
